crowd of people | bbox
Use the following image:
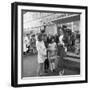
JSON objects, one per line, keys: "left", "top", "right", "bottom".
{"left": 23, "top": 34, "right": 37, "bottom": 55}
{"left": 23, "top": 25, "right": 80, "bottom": 76}
{"left": 36, "top": 25, "right": 68, "bottom": 76}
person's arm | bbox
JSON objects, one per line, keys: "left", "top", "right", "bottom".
{"left": 36, "top": 41, "right": 41, "bottom": 53}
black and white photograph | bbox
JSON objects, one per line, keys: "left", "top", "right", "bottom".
{"left": 11, "top": 2, "right": 88, "bottom": 87}
{"left": 22, "top": 11, "right": 80, "bottom": 77}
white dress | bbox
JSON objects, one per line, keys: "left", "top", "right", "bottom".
{"left": 36, "top": 41, "right": 47, "bottom": 63}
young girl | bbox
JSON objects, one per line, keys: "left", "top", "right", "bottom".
{"left": 36, "top": 34, "right": 47, "bottom": 76}
{"left": 48, "top": 37, "right": 57, "bottom": 72}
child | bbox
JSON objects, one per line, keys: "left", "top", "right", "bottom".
{"left": 36, "top": 34, "right": 47, "bottom": 76}
{"left": 48, "top": 37, "right": 57, "bottom": 72}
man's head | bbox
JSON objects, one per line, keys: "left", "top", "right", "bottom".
{"left": 40, "top": 25, "right": 46, "bottom": 33}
